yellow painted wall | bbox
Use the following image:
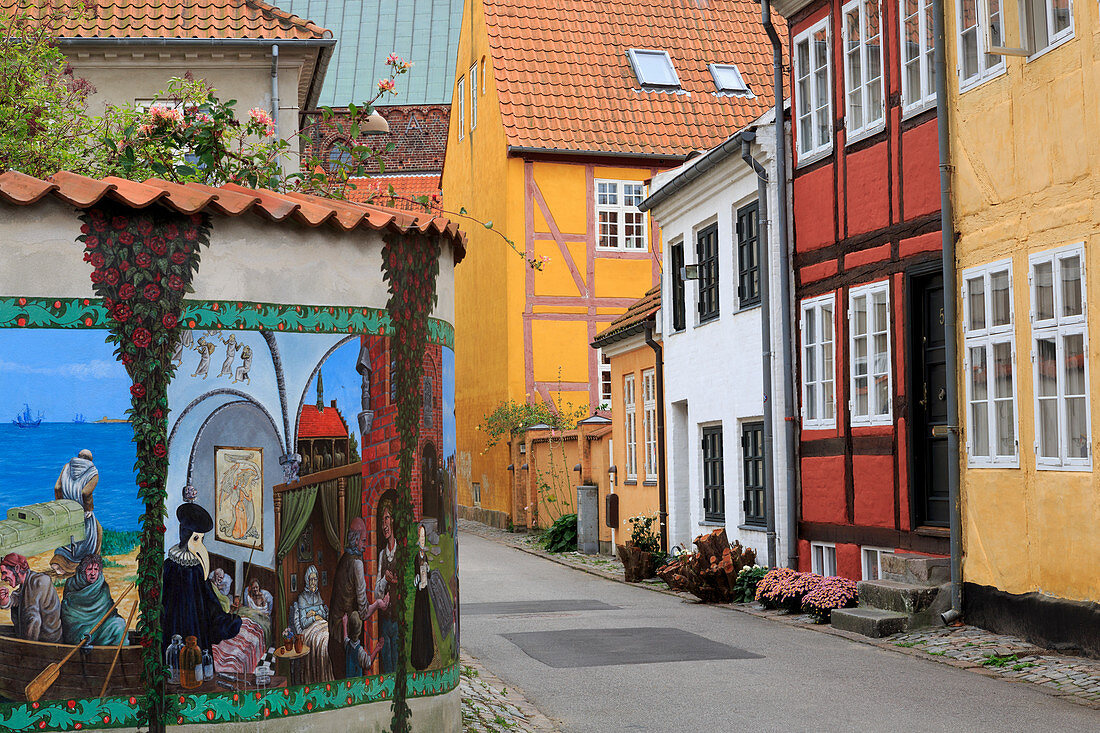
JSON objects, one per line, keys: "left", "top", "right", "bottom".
{"left": 946, "top": 1, "right": 1100, "bottom": 602}
{"left": 443, "top": 2, "right": 667, "bottom": 520}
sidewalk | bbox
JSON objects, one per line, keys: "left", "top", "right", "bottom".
{"left": 461, "top": 651, "right": 559, "bottom": 732}
{"left": 459, "top": 519, "right": 1100, "bottom": 710}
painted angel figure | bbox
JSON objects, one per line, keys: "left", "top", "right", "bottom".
{"left": 216, "top": 334, "right": 239, "bottom": 379}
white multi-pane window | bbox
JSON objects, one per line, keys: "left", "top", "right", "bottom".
{"left": 642, "top": 369, "right": 657, "bottom": 479}
{"left": 595, "top": 180, "right": 647, "bottom": 250}
{"left": 801, "top": 293, "right": 837, "bottom": 429}
{"left": 962, "top": 260, "right": 1018, "bottom": 467}
{"left": 956, "top": 0, "right": 1005, "bottom": 90}
{"left": 1025, "top": 0, "right": 1073, "bottom": 55}
{"left": 899, "top": 0, "right": 935, "bottom": 112}
{"left": 861, "top": 547, "right": 891, "bottom": 580}
{"left": 849, "top": 281, "right": 892, "bottom": 425}
{"left": 624, "top": 373, "right": 638, "bottom": 480}
{"left": 598, "top": 350, "right": 612, "bottom": 408}
{"left": 811, "top": 542, "right": 838, "bottom": 576}
{"left": 842, "top": 0, "right": 885, "bottom": 139}
{"left": 1030, "top": 244, "right": 1090, "bottom": 469}
{"left": 470, "top": 64, "right": 478, "bottom": 130}
{"left": 793, "top": 18, "right": 833, "bottom": 160}
{"left": 457, "top": 76, "right": 465, "bottom": 141}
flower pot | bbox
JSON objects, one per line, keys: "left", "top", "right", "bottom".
{"left": 284, "top": 638, "right": 294, "bottom": 652}
{"left": 294, "top": 637, "right": 303, "bottom": 654}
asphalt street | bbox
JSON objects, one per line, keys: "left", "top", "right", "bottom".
{"left": 458, "top": 531, "right": 1099, "bottom": 732}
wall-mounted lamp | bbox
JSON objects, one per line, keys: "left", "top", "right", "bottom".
{"left": 520, "top": 463, "right": 529, "bottom": 471}
{"left": 573, "top": 463, "right": 582, "bottom": 473}
{"left": 507, "top": 464, "right": 515, "bottom": 472}
{"left": 608, "top": 465, "right": 618, "bottom": 487}
{"left": 680, "top": 264, "right": 701, "bottom": 281}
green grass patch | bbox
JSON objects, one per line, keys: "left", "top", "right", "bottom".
{"left": 101, "top": 529, "right": 140, "bottom": 556}
{"left": 982, "top": 653, "right": 1019, "bottom": 668}
{"left": 894, "top": 641, "right": 918, "bottom": 648}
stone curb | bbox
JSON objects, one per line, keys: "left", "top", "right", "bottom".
{"left": 461, "top": 651, "right": 561, "bottom": 732}
{"left": 461, "top": 521, "right": 1100, "bottom": 711}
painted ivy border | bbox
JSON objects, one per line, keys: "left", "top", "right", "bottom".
{"left": 0, "top": 666, "right": 459, "bottom": 732}
{"left": 0, "top": 297, "right": 455, "bottom": 347}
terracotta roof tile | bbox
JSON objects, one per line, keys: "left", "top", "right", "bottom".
{"left": 0, "top": 170, "right": 466, "bottom": 262}
{"left": 591, "top": 285, "right": 661, "bottom": 346}
{"left": 344, "top": 174, "right": 442, "bottom": 213}
{"left": 4, "top": 0, "right": 330, "bottom": 41}
{"left": 484, "top": 0, "right": 785, "bottom": 156}
{"left": 298, "top": 404, "right": 349, "bottom": 439}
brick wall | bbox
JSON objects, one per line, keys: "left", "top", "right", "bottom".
{"left": 304, "top": 104, "right": 450, "bottom": 176}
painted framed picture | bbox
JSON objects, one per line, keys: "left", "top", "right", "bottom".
{"left": 297, "top": 525, "right": 313, "bottom": 563}
{"left": 214, "top": 446, "right": 264, "bottom": 550}
{"left": 290, "top": 573, "right": 297, "bottom": 593}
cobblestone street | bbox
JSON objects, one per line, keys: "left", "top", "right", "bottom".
{"left": 460, "top": 652, "right": 558, "bottom": 732}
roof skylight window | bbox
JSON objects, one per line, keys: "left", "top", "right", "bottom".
{"left": 709, "top": 64, "right": 751, "bottom": 95}
{"left": 627, "top": 49, "right": 680, "bottom": 89}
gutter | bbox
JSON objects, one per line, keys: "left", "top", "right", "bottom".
{"left": 639, "top": 133, "right": 745, "bottom": 213}
{"left": 761, "top": 0, "right": 800, "bottom": 570}
{"left": 741, "top": 130, "right": 778, "bottom": 569}
{"left": 271, "top": 44, "right": 281, "bottom": 170}
{"left": 507, "top": 145, "right": 687, "bottom": 163}
{"left": 932, "top": 0, "right": 964, "bottom": 624}
{"left": 644, "top": 323, "right": 669, "bottom": 553}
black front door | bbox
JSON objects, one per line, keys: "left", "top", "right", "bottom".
{"left": 911, "top": 273, "right": 949, "bottom": 527}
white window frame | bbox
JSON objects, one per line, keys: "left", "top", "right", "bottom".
{"left": 956, "top": 0, "right": 1007, "bottom": 91}
{"left": 1029, "top": 243, "right": 1091, "bottom": 470}
{"left": 962, "top": 259, "right": 1019, "bottom": 468}
{"left": 899, "top": 0, "right": 936, "bottom": 114}
{"left": 841, "top": 0, "right": 886, "bottom": 141}
{"left": 626, "top": 48, "right": 681, "bottom": 89}
{"left": 708, "top": 63, "right": 753, "bottom": 96}
{"left": 457, "top": 76, "right": 465, "bottom": 141}
{"left": 642, "top": 369, "right": 657, "bottom": 479}
{"left": 597, "top": 349, "right": 612, "bottom": 408}
{"left": 861, "top": 546, "right": 892, "bottom": 580}
{"left": 1025, "top": 0, "right": 1075, "bottom": 59}
{"left": 481, "top": 58, "right": 487, "bottom": 94}
{"left": 469, "top": 64, "right": 478, "bottom": 130}
{"left": 793, "top": 18, "right": 833, "bottom": 163}
{"left": 595, "top": 179, "right": 648, "bottom": 250}
{"left": 848, "top": 280, "right": 893, "bottom": 425}
{"left": 624, "top": 373, "right": 638, "bottom": 481}
{"left": 801, "top": 293, "right": 838, "bottom": 429}
{"left": 811, "top": 542, "right": 837, "bottom": 576}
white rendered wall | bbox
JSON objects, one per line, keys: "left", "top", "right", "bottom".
{"left": 651, "top": 116, "right": 793, "bottom": 567}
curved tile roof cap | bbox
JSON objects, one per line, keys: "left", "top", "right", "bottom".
{"left": 591, "top": 284, "right": 660, "bottom": 346}
{"left": 2, "top": 0, "right": 331, "bottom": 41}
{"left": 0, "top": 170, "right": 466, "bottom": 262}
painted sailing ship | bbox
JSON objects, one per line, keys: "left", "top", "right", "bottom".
{"left": 73, "top": 413, "right": 87, "bottom": 424}
{"left": 12, "top": 404, "right": 43, "bottom": 428}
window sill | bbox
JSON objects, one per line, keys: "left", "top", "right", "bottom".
{"left": 958, "top": 65, "right": 1007, "bottom": 95}
{"left": 901, "top": 98, "right": 936, "bottom": 121}
{"left": 844, "top": 120, "right": 886, "bottom": 148}
{"left": 914, "top": 525, "right": 949, "bottom": 537}
{"left": 850, "top": 418, "right": 892, "bottom": 428}
{"left": 642, "top": 480, "right": 657, "bottom": 487}
{"left": 699, "top": 519, "right": 726, "bottom": 526}
{"left": 1028, "top": 31, "right": 1075, "bottom": 63}
{"left": 803, "top": 420, "right": 837, "bottom": 431}
{"left": 695, "top": 316, "right": 719, "bottom": 328}
{"left": 795, "top": 145, "right": 833, "bottom": 169}
{"left": 623, "top": 479, "right": 638, "bottom": 486}
{"left": 738, "top": 300, "right": 761, "bottom": 312}
{"left": 1035, "top": 461, "right": 1093, "bottom": 472}
{"left": 737, "top": 523, "right": 767, "bottom": 532}
{"left": 966, "top": 459, "right": 1020, "bottom": 470}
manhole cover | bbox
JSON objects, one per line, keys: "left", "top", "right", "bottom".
{"left": 501, "top": 626, "right": 763, "bottom": 668}
{"left": 464, "top": 599, "right": 620, "bottom": 616}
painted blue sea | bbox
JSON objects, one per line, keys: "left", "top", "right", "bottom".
{"left": 0, "top": 423, "right": 140, "bottom": 532}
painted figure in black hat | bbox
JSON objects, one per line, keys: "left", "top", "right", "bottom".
{"left": 162, "top": 501, "right": 242, "bottom": 658}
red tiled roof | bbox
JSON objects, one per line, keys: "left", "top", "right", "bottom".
{"left": 591, "top": 285, "right": 660, "bottom": 346}
{"left": 0, "top": 170, "right": 466, "bottom": 261}
{"left": 298, "top": 404, "right": 349, "bottom": 438}
{"left": 484, "top": 0, "right": 786, "bottom": 156}
{"left": 344, "top": 175, "right": 442, "bottom": 213}
{"left": 4, "top": 0, "right": 330, "bottom": 40}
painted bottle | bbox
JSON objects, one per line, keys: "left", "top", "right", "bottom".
{"left": 202, "top": 648, "right": 214, "bottom": 680}
{"left": 165, "top": 635, "right": 183, "bottom": 685}
{"left": 180, "top": 636, "right": 202, "bottom": 689}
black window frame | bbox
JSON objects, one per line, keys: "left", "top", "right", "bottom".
{"left": 671, "top": 242, "right": 686, "bottom": 331}
{"left": 741, "top": 421, "right": 766, "bottom": 526}
{"left": 737, "top": 201, "right": 760, "bottom": 308}
{"left": 702, "top": 425, "right": 724, "bottom": 522}
{"left": 697, "top": 223, "right": 720, "bottom": 322}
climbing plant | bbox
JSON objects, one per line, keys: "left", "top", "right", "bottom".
{"left": 78, "top": 205, "right": 209, "bottom": 731}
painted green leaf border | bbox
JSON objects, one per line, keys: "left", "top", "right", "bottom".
{"left": 0, "top": 297, "right": 455, "bottom": 348}
{"left": 0, "top": 665, "right": 458, "bottom": 732}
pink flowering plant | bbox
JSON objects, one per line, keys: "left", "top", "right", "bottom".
{"left": 801, "top": 576, "right": 859, "bottom": 623}
{"left": 755, "top": 567, "right": 798, "bottom": 609}
{"left": 776, "top": 572, "right": 825, "bottom": 612}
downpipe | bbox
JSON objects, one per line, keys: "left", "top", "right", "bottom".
{"left": 645, "top": 324, "right": 669, "bottom": 552}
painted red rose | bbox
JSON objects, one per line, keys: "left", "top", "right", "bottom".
{"left": 119, "top": 283, "right": 136, "bottom": 300}
{"left": 93, "top": 218, "right": 107, "bottom": 232}
{"left": 89, "top": 252, "right": 106, "bottom": 268}
{"left": 170, "top": 251, "right": 188, "bottom": 265}
{"left": 130, "top": 383, "right": 145, "bottom": 398}
{"left": 111, "top": 216, "right": 128, "bottom": 229}
{"left": 121, "top": 353, "right": 134, "bottom": 365}
{"left": 135, "top": 251, "right": 153, "bottom": 268}
{"left": 80, "top": 223, "right": 90, "bottom": 235}
{"left": 164, "top": 223, "right": 179, "bottom": 239}
{"left": 85, "top": 235, "right": 100, "bottom": 249}
{"left": 191, "top": 213, "right": 203, "bottom": 225}
{"left": 132, "top": 328, "right": 152, "bottom": 348}
{"left": 184, "top": 228, "right": 198, "bottom": 241}
{"left": 153, "top": 443, "right": 167, "bottom": 457}
{"left": 119, "top": 260, "right": 131, "bottom": 272}
{"left": 153, "top": 408, "right": 164, "bottom": 420}
{"left": 137, "top": 219, "right": 153, "bottom": 236}
{"left": 90, "top": 270, "right": 104, "bottom": 284}
{"left": 149, "top": 236, "right": 167, "bottom": 255}
{"left": 104, "top": 268, "right": 121, "bottom": 285}
{"left": 118, "top": 231, "right": 134, "bottom": 245}
{"left": 162, "top": 313, "right": 178, "bottom": 329}
{"left": 167, "top": 275, "right": 185, "bottom": 291}
{"left": 111, "top": 304, "right": 132, "bottom": 323}
{"left": 143, "top": 284, "right": 161, "bottom": 301}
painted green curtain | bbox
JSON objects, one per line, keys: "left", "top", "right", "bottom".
{"left": 274, "top": 485, "right": 318, "bottom": 638}
{"left": 319, "top": 474, "right": 360, "bottom": 552}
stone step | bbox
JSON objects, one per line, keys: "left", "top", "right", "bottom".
{"left": 831, "top": 608, "right": 909, "bottom": 638}
{"left": 879, "top": 552, "right": 950, "bottom": 586}
{"left": 857, "top": 579, "right": 951, "bottom": 629}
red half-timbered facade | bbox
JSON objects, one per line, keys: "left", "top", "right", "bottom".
{"left": 774, "top": 0, "right": 948, "bottom": 580}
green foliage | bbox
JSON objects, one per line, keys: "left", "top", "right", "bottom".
{"left": 101, "top": 529, "right": 140, "bottom": 556}
{"left": 733, "top": 565, "right": 769, "bottom": 603}
{"left": 477, "top": 398, "right": 588, "bottom": 450}
{"left": 982, "top": 653, "right": 1021, "bottom": 668}
{"left": 626, "top": 514, "right": 661, "bottom": 554}
{"left": 541, "top": 513, "right": 578, "bottom": 553}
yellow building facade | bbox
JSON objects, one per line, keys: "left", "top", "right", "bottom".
{"left": 946, "top": 0, "right": 1100, "bottom": 650}
{"left": 443, "top": 0, "right": 780, "bottom": 519}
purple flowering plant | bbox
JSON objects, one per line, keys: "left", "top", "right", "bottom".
{"left": 801, "top": 576, "right": 859, "bottom": 623}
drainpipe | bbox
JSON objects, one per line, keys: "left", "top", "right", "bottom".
{"left": 271, "top": 44, "right": 281, "bottom": 170}
{"left": 933, "top": 0, "right": 963, "bottom": 624}
{"left": 741, "top": 131, "right": 777, "bottom": 569}
{"left": 645, "top": 323, "right": 669, "bottom": 552}
{"left": 762, "top": 0, "right": 800, "bottom": 570}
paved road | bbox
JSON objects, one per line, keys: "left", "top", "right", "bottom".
{"left": 458, "top": 531, "right": 1098, "bottom": 732}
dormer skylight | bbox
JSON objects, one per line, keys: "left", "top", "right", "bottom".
{"left": 709, "top": 63, "right": 752, "bottom": 95}
{"left": 627, "top": 49, "right": 681, "bottom": 89}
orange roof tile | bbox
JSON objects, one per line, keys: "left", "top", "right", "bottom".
{"left": 591, "top": 285, "right": 660, "bottom": 346}
{"left": 4, "top": 0, "right": 330, "bottom": 41}
{"left": 298, "top": 404, "right": 349, "bottom": 438}
{"left": 0, "top": 170, "right": 466, "bottom": 261}
{"left": 344, "top": 174, "right": 442, "bottom": 213}
{"left": 483, "top": 0, "right": 786, "bottom": 156}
